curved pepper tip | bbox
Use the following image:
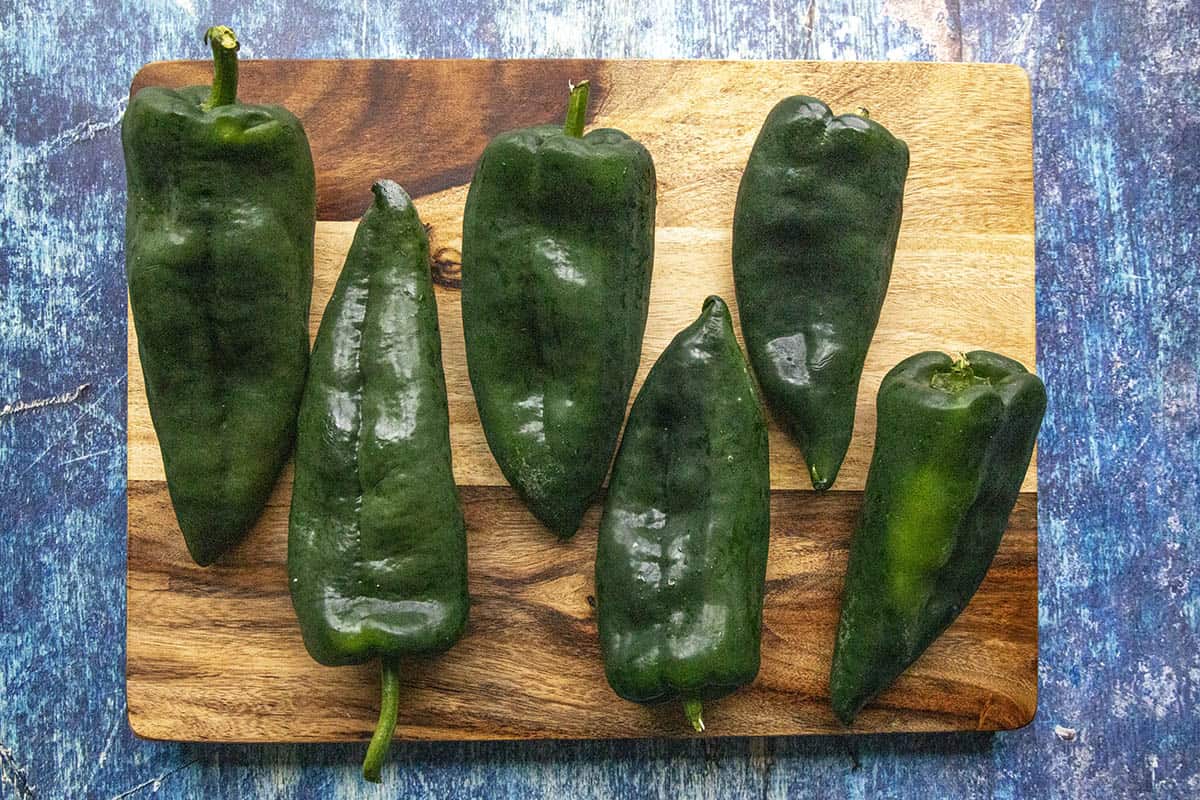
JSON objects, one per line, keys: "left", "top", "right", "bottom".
{"left": 699, "top": 295, "right": 735, "bottom": 328}
{"left": 829, "top": 679, "right": 861, "bottom": 725}
{"left": 187, "top": 545, "right": 220, "bottom": 568}
{"left": 180, "top": 518, "right": 236, "bottom": 567}
{"left": 831, "top": 701, "right": 857, "bottom": 727}
{"left": 543, "top": 508, "right": 586, "bottom": 540}
{"left": 370, "top": 179, "right": 413, "bottom": 211}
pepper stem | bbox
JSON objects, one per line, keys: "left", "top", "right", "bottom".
{"left": 856, "top": 106, "right": 871, "bottom": 119}
{"left": 931, "top": 352, "right": 991, "bottom": 393}
{"left": 684, "top": 699, "right": 705, "bottom": 733}
{"left": 202, "top": 25, "right": 240, "bottom": 110}
{"left": 564, "top": 80, "right": 591, "bottom": 138}
{"left": 809, "top": 463, "right": 827, "bottom": 491}
{"left": 362, "top": 658, "right": 400, "bottom": 783}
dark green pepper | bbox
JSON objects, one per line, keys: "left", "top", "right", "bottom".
{"left": 596, "top": 296, "right": 770, "bottom": 732}
{"left": 461, "top": 82, "right": 656, "bottom": 537}
{"left": 829, "top": 351, "right": 1045, "bottom": 724}
{"left": 288, "top": 181, "right": 468, "bottom": 781}
{"left": 733, "top": 95, "right": 908, "bottom": 490}
{"left": 123, "top": 26, "right": 315, "bottom": 565}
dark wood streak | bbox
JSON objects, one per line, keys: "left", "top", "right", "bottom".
{"left": 131, "top": 59, "right": 610, "bottom": 220}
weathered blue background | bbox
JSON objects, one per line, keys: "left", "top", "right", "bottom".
{"left": 2, "top": 0, "right": 1197, "bottom": 796}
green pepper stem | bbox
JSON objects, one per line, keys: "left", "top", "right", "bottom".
{"left": 810, "top": 464, "right": 828, "bottom": 491}
{"left": 563, "top": 80, "right": 591, "bottom": 138}
{"left": 202, "top": 25, "right": 240, "bottom": 110}
{"left": 684, "top": 699, "right": 705, "bottom": 733}
{"left": 856, "top": 106, "right": 871, "bottom": 119}
{"left": 931, "top": 352, "right": 991, "bottom": 393}
{"left": 362, "top": 658, "right": 400, "bottom": 783}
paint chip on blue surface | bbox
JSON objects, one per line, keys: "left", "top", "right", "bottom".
{"left": 1054, "top": 724, "right": 1078, "bottom": 741}
{"left": 0, "top": 383, "right": 90, "bottom": 418}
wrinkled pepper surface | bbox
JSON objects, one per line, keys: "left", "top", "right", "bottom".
{"left": 288, "top": 182, "right": 468, "bottom": 781}
{"left": 461, "top": 81, "right": 656, "bottom": 537}
{"left": 124, "top": 26, "right": 315, "bottom": 565}
{"left": 733, "top": 95, "right": 908, "bottom": 491}
{"left": 596, "top": 296, "right": 770, "bottom": 732}
{"left": 830, "top": 351, "right": 1045, "bottom": 724}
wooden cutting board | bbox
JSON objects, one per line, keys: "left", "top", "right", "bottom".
{"left": 126, "top": 59, "right": 1038, "bottom": 742}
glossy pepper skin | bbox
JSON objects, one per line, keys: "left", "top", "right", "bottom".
{"left": 288, "top": 181, "right": 468, "bottom": 782}
{"left": 461, "top": 82, "right": 656, "bottom": 538}
{"left": 123, "top": 26, "right": 315, "bottom": 565}
{"left": 829, "top": 351, "right": 1045, "bottom": 724}
{"left": 596, "top": 296, "right": 770, "bottom": 732}
{"left": 732, "top": 96, "right": 908, "bottom": 491}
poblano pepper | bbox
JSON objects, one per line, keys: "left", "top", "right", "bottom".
{"left": 288, "top": 182, "right": 468, "bottom": 782}
{"left": 830, "top": 351, "right": 1045, "bottom": 724}
{"left": 124, "top": 26, "right": 315, "bottom": 565}
{"left": 733, "top": 95, "right": 908, "bottom": 491}
{"left": 461, "top": 81, "right": 656, "bottom": 538}
{"left": 596, "top": 296, "right": 770, "bottom": 732}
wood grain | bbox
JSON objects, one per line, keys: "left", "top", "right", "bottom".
{"left": 126, "top": 59, "right": 1038, "bottom": 742}
{"left": 128, "top": 482, "right": 1037, "bottom": 741}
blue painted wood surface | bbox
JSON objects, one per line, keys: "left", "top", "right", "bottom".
{"left": 1, "top": 0, "right": 1197, "bottom": 796}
